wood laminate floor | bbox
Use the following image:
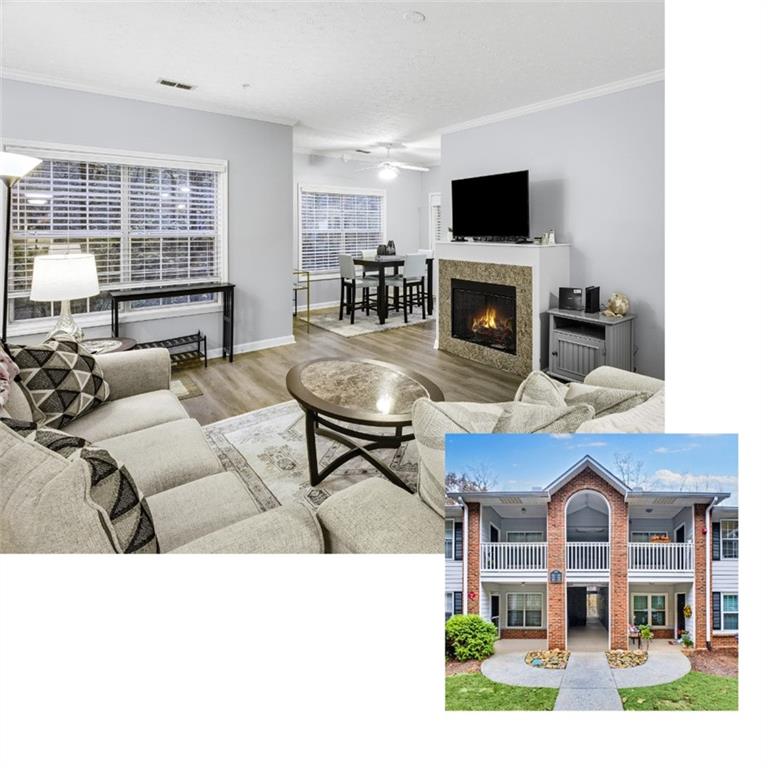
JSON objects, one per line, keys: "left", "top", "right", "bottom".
{"left": 180, "top": 317, "right": 522, "bottom": 426}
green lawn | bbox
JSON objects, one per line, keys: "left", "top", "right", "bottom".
{"left": 620, "top": 671, "right": 738, "bottom": 711}
{"left": 445, "top": 673, "right": 558, "bottom": 711}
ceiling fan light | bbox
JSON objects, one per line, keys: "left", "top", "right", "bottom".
{"left": 378, "top": 165, "right": 398, "bottom": 181}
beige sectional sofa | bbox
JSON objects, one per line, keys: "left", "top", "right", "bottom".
{"left": 0, "top": 346, "right": 662, "bottom": 554}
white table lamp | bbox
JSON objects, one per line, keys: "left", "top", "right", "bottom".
{"left": 30, "top": 244, "right": 99, "bottom": 341}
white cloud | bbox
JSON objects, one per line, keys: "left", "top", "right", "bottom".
{"left": 652, "top": 468, "right": 737, "bottom": 491}
{"left": 579, "top": 441, "right": 608, "bottom": 448}
{"left": 653, "top": 443, "right": 700, "bottom": 454}
{"left": 550, "top": 434, "right": 573, "bottom": 440}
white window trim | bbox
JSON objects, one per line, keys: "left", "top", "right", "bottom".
{"left": 720, "top": 593, "right": 738, "bottom": 633}
{"left": 631, "top": 593, "right": 668, "bottom": 627}
{"left": 445, "top": 520, "right": 456, "bottom": 561}
{"left": 505, "top": 530, "right": 545, "bottom": 542}
{"left": 720, "top": 519, "right": 738, "bottom": 559}
{"left": 445, "top": 591, "right": 461, "bottom": 619}
{"left": 505, "top": 592, "right": 544, "bottom": 629}
{"left": 4, "top": 138, "right": 229, "bottom": 336}
{"left": 297, "top": 183, "right": 387, "bottom": 275}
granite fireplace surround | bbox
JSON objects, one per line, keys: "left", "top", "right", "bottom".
{"left": 438, "top": 259, "right": 533, "bottom": 378}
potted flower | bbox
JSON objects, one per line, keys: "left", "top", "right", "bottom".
{"left": 639, "top": 624, "right": 654, "bottom": 651}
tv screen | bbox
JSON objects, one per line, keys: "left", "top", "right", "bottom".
{"left": 451, "top": 170, "right": 529, "bottom": 239}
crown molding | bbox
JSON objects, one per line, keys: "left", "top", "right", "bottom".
{"left": 439, "top": 69, "right": 665, "bottom": 136}
{"left": 0, "top": 68, "right": 298, "bottom": 127}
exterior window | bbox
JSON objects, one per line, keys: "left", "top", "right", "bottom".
{"left": 632, "top": 594, "right": 667, "bottom": 626}
{"left": 299, "top": 185, "right": 384, "bottom": 274}
{"left": 445, "top": 520, "right": 463, "bottom": 560}
{"left": 8, "top": 147, "right": 225, "bottom": 331}
{"left": 445, "top": 591, "right": 462, "bottom": 621}
{"left": 631, "top": 531, "right": 667, "bottom": 542}
{"left": 720, "top": 520, "right": 738, "bottom": 559}
{"left": 507, "top": 593, "right": 543, "bottom": 628}
{"left": 445, "top": 592, "right": 453, "bottom": 621}
{"left": 722, "top": 594, "right": 738, "bottom": 630}
{"left": 506, "top": 531, "right": 544, "bottom": 542}
{"left": 444, "top": 521, "right": 453, "bottom": 559}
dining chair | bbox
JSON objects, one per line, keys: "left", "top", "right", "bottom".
{"left": 339, "top": 254, "right": 378, "bottom": 324}
{"left": 386, "top": 252, "right": 427, "bottom": 323}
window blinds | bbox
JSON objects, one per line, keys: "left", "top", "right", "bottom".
{"left": 9, "top": 153, "right": 223, "bottom": 322}
{"left": 299, "top": 187, "right": 383, "bottom": 273}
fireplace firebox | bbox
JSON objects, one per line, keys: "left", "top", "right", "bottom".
{"left": 451, "top": 278, "right": 517, "bottom": 354}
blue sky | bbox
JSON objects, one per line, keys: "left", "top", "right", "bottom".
{"left": 445, "top": 433, "right": 738, "bottom": 497}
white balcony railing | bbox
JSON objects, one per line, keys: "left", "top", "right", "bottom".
{"left": 567, "top": 542, "right": 610, "bottom": 571}
{"left": 628, "top": 542, "right": 693, "bottom": 572}
{"left": 481, "top": 542, "right": 547, "bottom": 572}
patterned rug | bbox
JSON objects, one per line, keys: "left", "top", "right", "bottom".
{"left": 170, "top": 373, "right": 203, "bottom": 401}
{"left": 202, "top": 400, "right": 418, "bottom": 513}
{"left": 308, "top": 308, "right": 434, "bottom": 337}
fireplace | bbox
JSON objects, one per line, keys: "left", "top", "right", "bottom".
{"left": 451, "top": 278, "right": 517, "bottom": 354}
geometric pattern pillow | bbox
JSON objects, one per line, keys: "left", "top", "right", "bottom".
{"left": 8, "top": 336, "right": 110, "bottom": 429}
{"left": 0, "top": 417, "right": 159, "bottom": 554}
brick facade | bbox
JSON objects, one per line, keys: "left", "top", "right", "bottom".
{"left": 501, "top": 628, "right": 547, "bottom": 640}
{"left": 693, "top": 503, "right": 708, "bottom": 650}
{"left": 466, "top": 502, "right": 481, "bottom": 615}
{"left": 546, "top": 481, "right": 567, "bottom": 650}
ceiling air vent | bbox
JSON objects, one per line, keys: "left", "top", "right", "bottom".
{"left": 157, "top": 78, "right": 196, "bottom": 91}
{"left": 354, "top": 148, "right": 371, "bottom": 154}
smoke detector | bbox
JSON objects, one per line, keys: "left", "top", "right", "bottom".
{"left": 403, "top": 11, "right": 426, "bottom": 23}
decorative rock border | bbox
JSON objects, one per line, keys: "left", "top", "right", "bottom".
{"left": 525, "top": 649, "right": 570, "bottom": 669}
{"left": 606, "top": 650, "right": 648, "bottom": 669}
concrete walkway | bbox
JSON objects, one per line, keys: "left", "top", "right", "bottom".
{"left": 554, "top": 653, "right": 622, "bottom": 710}
{"left": 611, "top": 649, "right": 690, "bottom": 687}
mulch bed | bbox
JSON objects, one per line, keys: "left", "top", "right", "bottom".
{"left": 606, "top": 649, "right": 648, "bottom": 668}
{"left": 525, "top": 649, "right": 570, "bottom": 669}
{"left": 686, "top": 649, "right": 738, "bottom": 677}
{"left": 445, "top": 659, "right": 483, "bottom": 676}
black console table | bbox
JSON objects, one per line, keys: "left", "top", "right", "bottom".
{"left": 108, "top": 282, "right": 235, "bottom": 362}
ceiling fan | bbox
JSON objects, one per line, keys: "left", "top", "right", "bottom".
{"left": 355, "top": 143, "right": 430, "bottom": 180}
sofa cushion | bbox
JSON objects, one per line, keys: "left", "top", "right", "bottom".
{"left": 576, "top": 387, "right": 665, "bottom": 433}
{"left": 1, "top": 421, "right": 117, "bottom": 553}
{"left": 411, "top": 398, "right": 594, "bottom": 515}
{"left": 1, "top": 418, "right": 159, "bottom": 553}
{"left": 0, "top": 347, "right": 20, "bottom": 408}
{"left": 96, "top": 418, "right": 222, "bottom": 496}
{"left": 0, "top": 381, "right": 33, "bottom": 421}
{"left": 315, "top": 477, "right": 442, "bottom": 554}
{"left": 563, "top": 381, "right": 651, "bottom": 418}
{"left": 514, "top": 370, "right": 568, "bottom": 407}
{"left": 8, "top": 336, "right": 110, "bottom": 429}
{"left": 64, "top": 389, "right": 188, "bottom": 442}
{"left": 169, "top": 505, "right": 324, "bottom": 554}
{"left": 146, "top": 472, "right": 265, "bottom": 551}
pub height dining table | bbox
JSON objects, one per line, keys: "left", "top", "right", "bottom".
{"left": 353, "top": 254, "right": 435, "bottom": 325}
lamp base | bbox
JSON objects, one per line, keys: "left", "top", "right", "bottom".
{"left": 45, "top": 299, "right": 85, "bottom": 342}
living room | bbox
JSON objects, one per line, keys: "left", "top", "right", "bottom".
{"left": 1, "top": 2, "right": 665, "bottom": 555}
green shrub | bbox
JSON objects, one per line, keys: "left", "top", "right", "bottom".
{"left": 445, "top": 614, "right": 497, "bottom": 661}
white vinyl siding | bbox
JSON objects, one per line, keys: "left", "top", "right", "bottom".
{"left": 712, "top": 510, "right": 738, "bottom": 592}
{"left": 7, "top": 142, "right": 226, "bottom": 329}
{"left": 445, "top": 561, "right": 463, "bottom": 593}
{"left": 298, "top": 185, "right": 384, "bottom": 273}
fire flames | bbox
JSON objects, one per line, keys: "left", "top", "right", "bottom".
{"left": 472, "top": 306, "right": 499, "bottom": 332}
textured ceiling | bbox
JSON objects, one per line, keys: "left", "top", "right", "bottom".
{"left": 0, "top": 1, "right": 664, "bottom": 164}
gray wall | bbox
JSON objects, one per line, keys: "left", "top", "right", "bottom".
{"left": 1, "top": 79, "right": 294, "bottom": 350}
{"left": 440, "top": 82, "right": 664, "bottom": 377}
{"left": 419, "top": 166, "right": 442, "bottom": 250}
{"left": 292, "top": 153, "right": 423, "bottom": 309}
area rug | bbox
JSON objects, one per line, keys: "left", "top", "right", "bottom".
{"left": 308, "top": 308, "right": 434, "bottom": 337}
{"left": 170, "top": 373, "right": 203, "bottom": 401}
{"left": 202, "top": 400, "right": 418, "bottom": 513}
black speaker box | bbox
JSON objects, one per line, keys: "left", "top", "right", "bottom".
{"left": 585, "top": 285, "right": 600, "bottom": 314}
{"left": 558, "top": 287, "right": 583, "bottom": 311}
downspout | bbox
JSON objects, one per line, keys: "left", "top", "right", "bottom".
{"left": 705, "top": 500, "right": 715, "bottom": 650}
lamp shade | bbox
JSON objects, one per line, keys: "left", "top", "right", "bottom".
{"left": 30, "top": 249, "right": 100, "bottom": 302}
{"left": 0, "top": 151, "right": 42, "bottom": 184}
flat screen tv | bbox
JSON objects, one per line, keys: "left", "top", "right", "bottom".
{"left": 451, "top": 170, "right": 529, "bottom": 239}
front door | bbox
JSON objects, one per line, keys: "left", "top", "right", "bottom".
{"left": 490, "top": 594, "right": 501, "bottom": 638}
{"left": 676, "top": 593, "right": 686, "bottom": 637}
{"left": 489, "top": 525, "right": 500, "bottom": 543}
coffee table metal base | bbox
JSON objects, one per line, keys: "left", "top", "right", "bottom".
{"left": 303, "top": 409, "right": 413, "bottom": 492}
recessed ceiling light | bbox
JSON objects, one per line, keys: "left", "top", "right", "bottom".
{"left": 403, "top": 10, "right": 426, "bottom": 23}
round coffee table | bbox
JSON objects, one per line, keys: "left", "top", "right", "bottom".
{"left": 286, "top": 358, "right": 444, "bottom": 492}
{"left": 80, "top": 337, "right": 137, "bottom": 354}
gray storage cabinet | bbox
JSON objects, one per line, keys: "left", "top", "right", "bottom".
{"left": 546, "top": 308, "right": 636, "bottom": 382}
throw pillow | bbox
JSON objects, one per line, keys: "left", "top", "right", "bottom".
{"left": 492, "top": 402, "right": 596, "bottom": 433}
{"left": 9, "top": 336, "right": 110, "bottom": 429}
{"left": 576, "top": 388, "right": 665, "bottom": 433}
{"left": 513, "top": 370, "right": 568, "bottom": 407}
{"left": 0, "top": 347, "right": 20, "bottom": 409}
{"left": 1, "top": 418, "right": 159, "bottom": 553}
{"left": 564, "top": 381, "right": 651, "bottom": 418}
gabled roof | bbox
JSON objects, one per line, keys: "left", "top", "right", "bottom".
{"left": 545, "top": 455, "right": 630, "bottom": 495}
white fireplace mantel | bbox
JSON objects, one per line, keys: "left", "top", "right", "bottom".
{"left": 435, "top": 241, "right": 571, "bottom": 372}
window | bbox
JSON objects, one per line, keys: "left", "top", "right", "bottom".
{"left": 445, "top": 520, "right": 463, "bottom": 560}
{"left": 506, "top": 593, "right": 543, "bottom": 628}
{"left": 445, "top": 591, "right": 462, "bottom": 621}
{"left": 7, "top": 144, "right": 226, "bottom": 329}
{"left": 630, "top": 531, "right": 667, "bottom": 542}
{"left": 299, "top": 185, "right": 384, "bottom": 273}
{"left": 722, "top": 594, "right": 738, "bottom": 630}
{"left": 632, "top": 594, "right": 667, "bottom": 626}
{"left": 506, "top": 531, "right": 544, "bottom": 542}
{"left": 720, "top": 519, "right": 738, "bottom": 559}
